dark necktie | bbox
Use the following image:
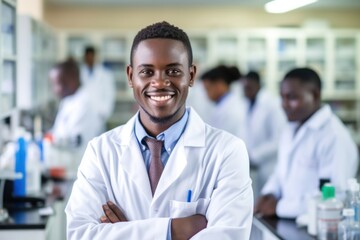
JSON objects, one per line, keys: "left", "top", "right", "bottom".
{"left": 145, "top": 138, "right": 164, "bottom": 196}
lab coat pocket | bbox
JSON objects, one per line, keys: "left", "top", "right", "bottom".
{"left": 170, "top": 198, "right": 210, "bottom": 218}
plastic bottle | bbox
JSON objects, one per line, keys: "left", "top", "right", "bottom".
{"left": 307, "top": 178, "right": 331, "bottom": 236}
{"left": 348, "top": 183, "right": 360, "bottom": 223}
{"left": 13, "top": 137, "right": 27, "bottom": 197}
{"left": 317, "top": 184, "right": 344, "bottom": 240}
{"left": 26, "top": 139, "right": 41, "bottom": 194}
{"left": 344, "top": 178, "right": 359, "bottom": 209}
{"left": 338, "top": 208, "right": 355, "bottom": 240}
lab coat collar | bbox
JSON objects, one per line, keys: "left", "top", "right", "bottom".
{"left": 303, "top": 104, "right": 332, "bottom": 130}
{"left": 114, "top": 107, "right": 206, "bottom": 148}
{"left": 285, "top": 104, "right": 332, "bottom": 164}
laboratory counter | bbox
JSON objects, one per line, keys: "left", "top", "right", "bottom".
{"left": 0, "top": 178, "right": 73, "bottom": 240}
{"left": 251, "top": 215, "right": 316, "bottom": 240}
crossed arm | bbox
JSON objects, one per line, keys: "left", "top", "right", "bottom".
{"left": 101, "top": 201, "right": 207, "bottom": 240}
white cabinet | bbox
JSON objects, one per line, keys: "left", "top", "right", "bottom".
{"left": 17, "top": 15, "right": 58, "bottom": 110}
{"left": 0, "top": 0, "right": 16, "bottom": 118}
{"left": 58, "top": 28, "right": 360, "bottom": 133}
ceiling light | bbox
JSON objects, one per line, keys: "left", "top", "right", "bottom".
{"left": 265, "top": 0, "right": 318, "bottom": 14}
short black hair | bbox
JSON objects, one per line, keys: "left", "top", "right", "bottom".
{"left": 130, "top": 21, "right": 193, "bottom": 66}
{"left": 228, "top": 66, "right": 242, "bottom": 81}
{"left": 200, "top": 65, "right": 237, "bottom": 86}
{"left": 245, "top": 71, "right": 261, "bottom": 84}
{"left": 84, "top": 45, "right": 96, "bottom": 55}
{"left": 283, "top": 67, "right": 322, "bottom": 91}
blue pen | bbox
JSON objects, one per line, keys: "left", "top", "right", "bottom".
{"left": 187, "top": 190, "right": 192, "bottom": 202}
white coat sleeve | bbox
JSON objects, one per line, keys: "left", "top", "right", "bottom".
{"left": 65, "top": 143, "right": 169, "bottom": 240}
{"left": 191, "top": 137, "right": 253, "bottom": 239}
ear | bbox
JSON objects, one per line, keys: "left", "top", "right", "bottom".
{"left": 313, "top": 88, "right": 321, "bottom": 102}
{"left": 189, "top": 64, "right": 197, "bottom": 87}
{"left": 126, "top": 65, "right": 133, "bottom": 88}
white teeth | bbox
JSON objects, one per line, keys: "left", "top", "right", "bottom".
{"left": 150, "top": 95, "right": 172, "bottom": 101}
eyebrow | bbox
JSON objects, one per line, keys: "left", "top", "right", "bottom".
{"left": 136, "top": 63, "right": 183, "bottom": 69}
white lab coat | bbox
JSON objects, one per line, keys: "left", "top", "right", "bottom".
{"left": 207, "top": 92, "right": 245, "bottom": 139}
{"left": 242, "top": 90, "right": 286, "bottom": 195}
{"left": 80, "top": 64, "right": 116, "bottom": 128}
{"left": 65, "top": 108, "right": 253, "bottom": 240}
{"left": 261, "top": 105, "right": 359, "bottom": 218}
{"left": 52, "top": 86, "right": 104, "bottom": 155}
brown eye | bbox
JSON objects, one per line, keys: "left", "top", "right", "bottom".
{"left": 167, "top": 68, "right": 181, "bottom": 76}
{"left": 139, "top": 69, "right": 153, "bottom": 76}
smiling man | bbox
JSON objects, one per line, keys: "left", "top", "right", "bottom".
{"left": 65, "top": 22, "right": 253, "bottom": 240}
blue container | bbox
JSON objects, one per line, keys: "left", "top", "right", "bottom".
{"left": 14, "top": 137, "right": 27, "bottom": 197}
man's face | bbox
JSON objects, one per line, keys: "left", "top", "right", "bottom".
{"left": 127, "top": 38, "right": 196, "bottom": 125}
{"left": 49, "top": 68, "right": 66, "bottom": 98}
{"left": 84, "top": 52, "right": 95, "bottom": 66}
{"left": 202, "top": 80, "right": 221, "bottom": 102}
{"left": 242, "top": 78, "right": 260, "bottom": 100}
{"left": 280, "top": 78, "right": 317, "bottom": 122}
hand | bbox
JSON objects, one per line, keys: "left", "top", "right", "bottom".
{"left": 171, "top": 214, "right": 207, "bottom": 240}
{"left": 101, "top": 201, "right": 128, "bottom": 223}
{"left": 254, "top": 194, "right": 277, "bottom": 217}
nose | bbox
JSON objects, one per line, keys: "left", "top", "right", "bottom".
{"left": 281, "top": 97, "right": 289, "bottom": 111}
{"left": 151, "top": 72, "right": 170, "bottom": 88}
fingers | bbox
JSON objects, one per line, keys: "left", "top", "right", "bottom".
{"left": 102, "top": 203, "right": 121, "bottom": 223}
{"left": 102, "top": 201, "right": 128, "bottom": 223}
{"left": 107, "top": 201, "right": 127, "bottom": 222}
{"left": 100, "top": 215, "right": 110, "bottom": 223}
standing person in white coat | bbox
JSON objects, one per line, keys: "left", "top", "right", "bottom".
{"left": 241, "top": 71, "right": 286, "bottom": 199}
{"left": 255, "top": 67, "right": 359, "bottom": 218}
{"left": 49, "top": 60, "right": 104, "bottom": 168}
{"left": 80, "top": 46, "right": 116, "bottom": 131}
{"left": 65, "top": 21, "right": 253, "bottom": 240}
{"left": 200, "top": 65, "right": 245, "bottom": 138}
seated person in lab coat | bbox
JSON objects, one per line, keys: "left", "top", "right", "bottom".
{"left": 49, "top": 60, "right": 104, "bottom": 155}
{"left": 65, "top": 21, "right": 253, "bottom": 240}
{"left": 200, "top": 65, "right": 245, "bottom": 138}
{"left": 80, "top": 46, "right": 116, "bottom": 131}
{"left": 241, "top": 71, "right": 286, "bottom": 198}
{"left": 255, "top": 67, "right": 359, "bottom": 218}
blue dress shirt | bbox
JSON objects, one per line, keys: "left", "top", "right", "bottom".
{"left": 134, "top": 109, "right": 189, "bottom": 171}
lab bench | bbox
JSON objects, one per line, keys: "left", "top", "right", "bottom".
{"left": 0, "top": 179, "right": 73, "bottom": 240}
{"left": 251, "top": 215, "right": 316, "bottom": 240}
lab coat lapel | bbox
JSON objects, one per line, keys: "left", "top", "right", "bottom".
{"left": 116, "top": 115, "right": 152, "bottom": 203}
{"left": 152, "top": 108, "right": 206, "bottom": 201}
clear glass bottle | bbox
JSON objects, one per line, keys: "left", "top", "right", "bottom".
{"left": 338, "top": 208, "right": 355, "bottom": 240}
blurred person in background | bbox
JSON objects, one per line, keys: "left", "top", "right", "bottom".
{"left": 80, "top": 46, "right": 116, "bottom": 131}
{"left": 241, "top": 70, "right": 286, "bottom": 199}
{"left": 255, "top": 67, "right": 359, "bottom": 218}
{"left": 200, "top": 65, "right": 245, "bottom": 138}
{"left": 49, "top": 59, "right": 103, "bottom": 154}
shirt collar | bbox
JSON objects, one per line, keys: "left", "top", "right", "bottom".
{"left": 134, "top": 109, "right": 189, "bottom": 154}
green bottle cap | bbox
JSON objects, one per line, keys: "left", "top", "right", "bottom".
{"left": 322, "top": 184, "right": 335, "bottom": 200}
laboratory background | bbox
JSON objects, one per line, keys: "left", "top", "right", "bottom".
{"left": 0, "top": 0, "right": 360, "bottom": 239}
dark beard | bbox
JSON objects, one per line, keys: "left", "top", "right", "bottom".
{"left": 140, "top": 105, "right": 183, "bottom": 124}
